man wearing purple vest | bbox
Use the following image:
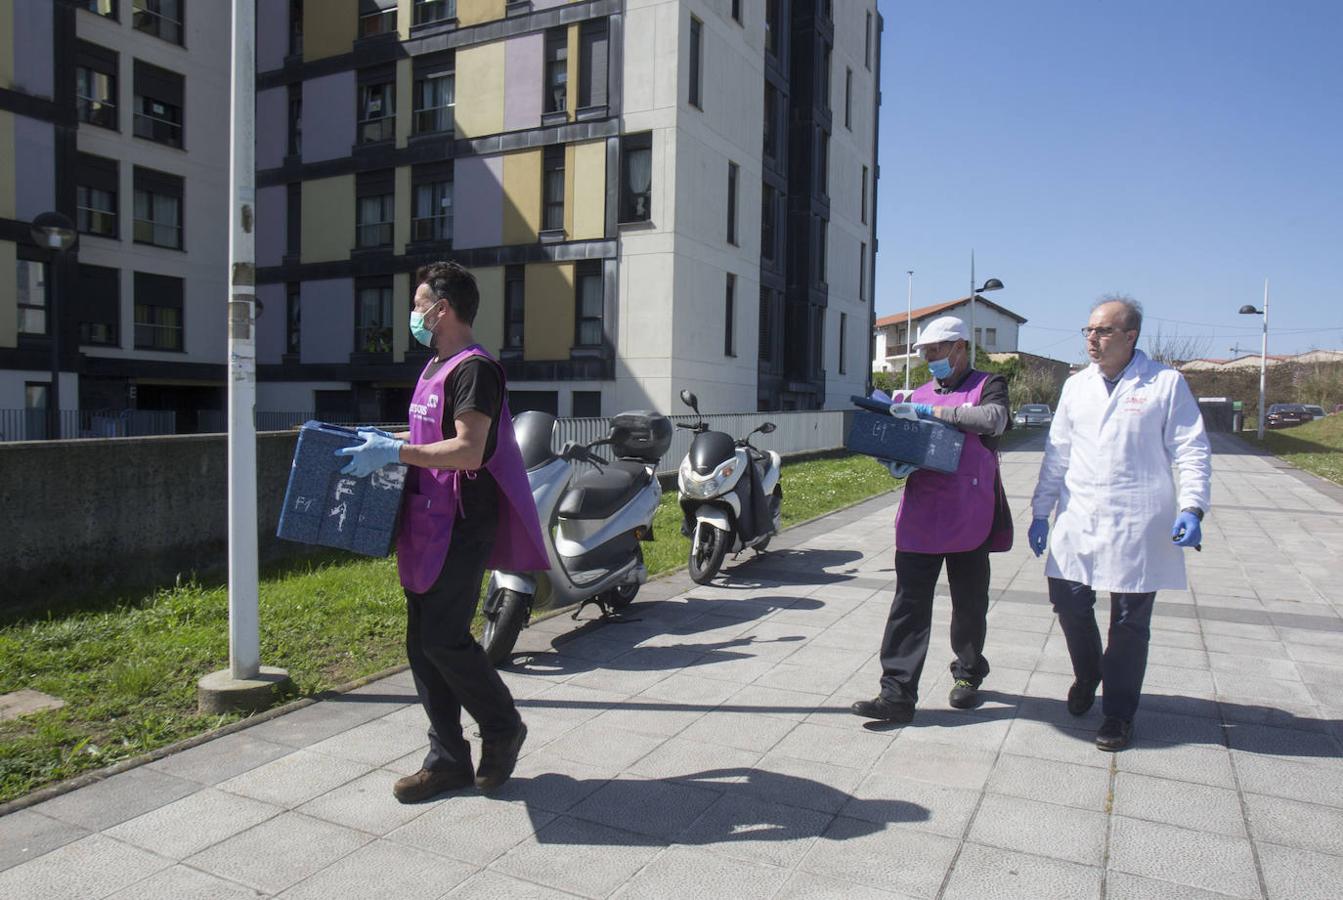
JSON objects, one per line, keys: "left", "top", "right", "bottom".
{"left": 852, "top": 315, "right": 1014, "bottom": 724}
{"left": 338, "top": 261, "right": 549, "bottom": 803}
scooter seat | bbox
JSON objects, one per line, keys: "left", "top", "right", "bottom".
{"left": 558, "top": 460, "right": 652, "bottom": 519}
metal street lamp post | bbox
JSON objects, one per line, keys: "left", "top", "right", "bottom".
{"left": 30, "top": 212, "right": 78, "bottom": 440}
{"left": 968, "top": 249, "right": 1004, "bottom": 367}
{"left": 904, "top": 270, "right": 913, "bottom": 392}
{"left": 1238, "top": 278, "right": 1270, "bottom": 440}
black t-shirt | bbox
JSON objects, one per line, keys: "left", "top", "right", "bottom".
{"left": 420, "top": 355, "right": 502, "bottom": 532}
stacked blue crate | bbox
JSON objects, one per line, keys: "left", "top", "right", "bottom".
{"left": 845, "top": 410, "right": 966, "bottom": 474}
{"left": 277, "top": 422, "right": 407, "bottom": 556}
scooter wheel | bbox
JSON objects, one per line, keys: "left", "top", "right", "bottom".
{"left": 481, "top": 588, "right": 529, "bottom": 666}
{"left": 688, "top": 525, "right": 729, "bottom": 584}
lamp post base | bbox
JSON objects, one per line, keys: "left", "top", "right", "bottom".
{"left": 197, "top": 666, "right": 293, "bottom": 715}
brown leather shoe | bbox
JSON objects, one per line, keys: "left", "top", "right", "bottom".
{"left": 393, "top": 767, "right": 473, "bottom": 803}
{"left": 476, "top": 722, "right": 527, "bottom": 790}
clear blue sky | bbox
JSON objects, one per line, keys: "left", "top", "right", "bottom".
{"left": 873, "top": 0, "right": 1343, "bottom": 364}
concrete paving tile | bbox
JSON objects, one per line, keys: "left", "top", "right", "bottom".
{"left": 104, "top": 787, "right": 282, "bottom": 860}
{"left": 676, "top": 707, "right": 799, "bottom": 752}
{"left": 718, "top": 682, "right": 834, "bottom": 720}
{"left": 677, "top": 793, "right": 831, "bottom": 869}
{"left": 184, "top": 811, "right": 371, "bottom": 895}
{"left": 734, "top": 751, "right": 868, "bottom": 815}
{"left": 216, "top": 748, "right": 371, "bottom": 809}
{"left": 1209, "top": 653, "right": 1301, "bottom": 682}
{"left": 104, "top": 864, "right": 266, "bottom": 899}
{"left": 1136, "top": 691, "right": 1223, "bottom": 722}
{"left": 540, "top": 721, "right": 665, "bottom": 770}
{"left": 1113, "top": 773, "right": 1246, "bottom": 837}
{"left": 306, "top": 716, "right": 434, "bottom": 767}
{"left": 1131, "top": 709, "right": 1228, "bottom": 747}
{"left": 586, "top": 701, "right": 706, "bottom": 738}
{"left": 1244, "top": 793, "right": 1343, "bottom": 856}
{"left": 1206, "top": 636, "right": 1290, "bottom": 661}
{"left": 387, "top": 793, "right": 553, "bottom": 865}
{"left": 986, "top": 754, "right": 1111, "bottom": 811}
{"left": 1107, "top": 816, "right": 1261, "bottom": 899}
{"left": 33, "top": 766, "right": 200, "bottom": 832}
{"left": 487, "top": 754, "right": 618, "bottom": 814}
{"left": 441, "top": 869, "right": 586, "bottom": 899}
{"left": 243, "top": 700, "right": 394, "bottom": 749}
{"left": 967, "top": 793, "right": 1108, "bottom": 866}
{"left": 1115, "top": 741, "right": 1237, "bottom": 789}
{"left": 943, "top": 842, "right": 1103, "bottom": 900}
{"left": 624, "top": 736, "right": 762, "bottom": 784}
{"left": 0, "top": 809, "right": 88, "bottom": 873}
{"left": 1225, "top": 722, "right": 1343, "bottom": 760}
{"left": 894, "top": 710, "right": 1014, "bottom": 753}
{"left": 273, "top": 838, "right": 475, "bottom": 900}
{"left": 873, "top": 737, "right": 998, "bottom": 789}
{"left": 1284, "top": 641, "right": 1343, "bottom": 667}
{"left": 638, "top": 671, "right": 745, "bottom": 707}
{"left": 567, "top": 775, "right": 720, "bottom": 839}
{"left": 562, "top": 658, "right": 679, "bottom": 694}
{"left": 1232, "top": 751, "right": 1343, "bottom": 807}
{"left": 769, "top": 720, "right": 895, "bottom": 771}
{"left": 1256, "top": 841, "right": 1343, "bottom": 900}
{"left": 773, "top": 870, "right": 920, "bottom": 899}
{"left": 754, "top": 660, "right": 853, "bottom": 695}
{"left": 490, "top": 815, "right": 664, "bottom": 899}
{"left": 798, "top": 814, "right": 959, "bottom": 900}
{"left": 145, "top": 731, "right": 295, "bottom": 785}
{"left": 1148, "top": 629, "right": 1208, "bottom": 651}
{"left": 1143, "top": 664, "right": 1215, "bottom": 694}
{"left": 1214, "top": 672, "right": 1317, "bottom": 706}
{"left": 296, "top": 768, "right": 438, "bottom": 834}
{"left": 0, "top": 833, "right": 171, "bottom": 900}
{"left": 611, "top": 845, "right": 790, "bottom": 900}
{"left": 385, "top": 746, "right": 431, "bottom": 776}
{"left": 1295, "top": 660, "right": 1343, "bottom": 687}
{"left": 1149, "top": 646, "right": 1211, "bottom": 671}
{"left": 844, "top": 771, "right": 980, "bottom": 837}
{"left": 1104, "top": 871, "right": 1255, "bottom": 900}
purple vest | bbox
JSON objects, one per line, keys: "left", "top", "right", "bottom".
{"left": 894, "top": 370, "right": 1013, "bottom": 555}
{"left": 397, "top": 344, "right": 549, "bottom": 593}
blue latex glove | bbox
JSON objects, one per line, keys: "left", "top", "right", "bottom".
{"left": 882, "top": 459, "right": 916, "bottom": 479}
{"left": 336, "top": 431, "right": 405, "bottom": 477}
{"left": 911, "top": 403, "right": 935, "bottom": 419}
{"left": 1028, "top": 517, "right": 1049, "bottom": 557}
{"left": 357, "top": 425, "right": 396, "bottom": 440}
{"left": 1171, "top": 511, "right": 1202, "bottom": 547}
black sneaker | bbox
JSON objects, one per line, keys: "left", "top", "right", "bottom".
{"left": 392, "top": 767, "right": 474, "bottom": 803}
{"left": 476, "top": 722, "right": 527, "bottom": 790}
{"left": 850, "top": 696, "right": 915, "bottom": 723}
{"left": 1096, "top": 716, "right": 1134, "bottom": 752}
{"left": 1067, "top": 679, "right": 1100, "bottom": 716}
{"left": 948, "top": 679, "right": 981, "bottom": 709}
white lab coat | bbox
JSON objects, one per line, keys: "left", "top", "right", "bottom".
{"left": 1031, "top": 350, "right": 1211, "bottom": 593}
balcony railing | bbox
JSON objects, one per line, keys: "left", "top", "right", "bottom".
{"left": 357, "top": 116, "right": 395, "bottom": 144}
{"left": 78, "top": 99, "right": 117, "bottom": 129}
{"left": 133, "top": 110, "right": 182, "bottom": 147}
{"left": 133, "top": 219, "right": 181, "bottom": 248}
{"left": 413, "top": 106, "right": 453, "bottom": 135}
{"left": 411, "top": 215, "right": 452, "bottom": 243}
{"left": 356, "top": 222, "right": 394, "bottom": 248}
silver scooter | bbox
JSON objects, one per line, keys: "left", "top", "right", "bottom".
{"left": 480, "top": 409, "right": 673, "bottom": 664}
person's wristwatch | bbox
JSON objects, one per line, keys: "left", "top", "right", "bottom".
{"left": 1181, "top": 507, "right": 1204, "bottom": 521}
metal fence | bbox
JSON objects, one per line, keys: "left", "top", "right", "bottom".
{"left": 0, "top": 408, "right": 177, "bottom": 442}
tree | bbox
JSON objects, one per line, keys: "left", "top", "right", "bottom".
{"left": 1145, "top": 325, "right": 1211, "bottom": 368}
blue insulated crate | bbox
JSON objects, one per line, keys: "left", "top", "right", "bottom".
{"left": 845, "top": 410, "right": 965, "bottom": 474}
{"left": 276, "top": 422, "right": 407, "bottom": 557}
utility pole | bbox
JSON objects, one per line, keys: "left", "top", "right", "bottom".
{"left": 904, "top": 270, "right": 913, "bottom": 392}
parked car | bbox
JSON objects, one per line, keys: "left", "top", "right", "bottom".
{"left": 1013, "top": 404, "right": 1054, "bottom": 428}
{"left": 1302, "top": 404, "right": 1326, "bottom": 420}
{"left": 1266, "top": 403, "right": 1313, "bottom": 429}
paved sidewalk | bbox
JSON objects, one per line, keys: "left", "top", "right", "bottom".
{"left": 3, "top": 434, "right": 1342, "bottom": 899}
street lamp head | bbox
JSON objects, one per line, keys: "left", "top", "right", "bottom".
{"left": 978, "top": 278, "right": 1004, "bottom": 292}
{"left": 30, "top": 211, "right": 77, "bottom": 252}
{"left": 1238, "top": 304, "right": 1261, "bottom": 315}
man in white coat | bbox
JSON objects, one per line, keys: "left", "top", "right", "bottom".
{"left": 1028, "top": 296, "right": 1211, "bottom": 751}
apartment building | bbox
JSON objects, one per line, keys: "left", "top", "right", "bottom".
{"left": 254, "top": 0, "right": 882, "bottom": 419}
{"left": 0, "top": 0, "right": 231, "bottom": 438}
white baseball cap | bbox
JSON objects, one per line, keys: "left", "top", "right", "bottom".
{"left": 912, "top": 315, "right": 970, "bottom": 349}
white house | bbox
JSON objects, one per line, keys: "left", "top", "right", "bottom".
{"left": 873, "top": 295, "right": 1027, "bottom": 373}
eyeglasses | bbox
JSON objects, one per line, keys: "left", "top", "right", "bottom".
{"left": 1081, "top": 326, "right": 1125, "bottom": 338}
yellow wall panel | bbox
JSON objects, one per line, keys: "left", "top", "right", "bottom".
{"left": 397, "top": 0, "right": 412, "bottom": 39}
{"left": 395, "top": 58, "right": 412, "bottom": 147}
{"left": 300, "top": 175, "right": 354, "bottom": 263}
{"left": 456, "top": 0, "right": 505, "bottom": 27}
{"left": 303, "top": 0, "right": 356, "bottom": 61}
{"left": 394, "top": 165, "right": 411, "bottom": 254}
{"left": 571, "top": 140, "right": 606, "bottom": 240}
{"left": 392, "top": 271, "right": 410, "bottom": 362}
{"left": 0, "top": 241, "right": 16, "bottom": 349}
{"left": 502, "top": 149, "right": 542, "bottom": 245}
{"left": 0, "top": 0, "right": 13, "bottom": 89}
{"left": 472, "top": 266, "right": 505, "bottom": 355}
{"left": 455, "top": 43, "right": 505, "bottom": 139}
{"left": 0, "top": 111, "right": 13, "bottom": 219}
{"left": 566, "top": 24, "right": 579, "bottom": 118}
{"left": 524, "top": 263, "right": 574, "bottom": 361}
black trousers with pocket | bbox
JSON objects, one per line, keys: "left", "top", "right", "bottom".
{"left": 1047, "top": 577, "right": 1157, "bottom": 722}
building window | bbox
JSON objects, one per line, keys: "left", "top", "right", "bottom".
{"left": 763, "top": 84, "right": 778, "bottom": 159}
{"left": 133, "top": 61, "right": 184, "bottom": 148}
{"left": 132, "top": 0, "right": 183, "bottom": 45}
{"left": 286, "top": 283, "right": 301, "bottom": 355}
{"left": 413, "top": 67, "right": 454, "bottom": 135}
{"left": 134, "top": 272, "right": 184, "bottom": 351}
{"left": 358, "top": 80, "right": 395, "bottom": 144}
{"left": 286, "top": 182, "right": 301, "bottom": 257}
{"left": 839, "top": 312, "right": 847, "bottom": 375}
{"left": 356, "top": 192, "right": 394, "bottom": 248}
{"left": 358, "top": 2, "right": 397, "bottom": 38}
{"left": 355, "top": 283, "right": 393, "bottom": 352}
{"left": 575, "top": 263, "right": 604, "bottom": 346}
{"left": 76, "top": 42, "right": 118, "bottom": 130}
{"left": 289, "top": 0, "right": 304, "bottom": 56}
{"left": 544, "top": 28, "right": 568, "bottom": 114}
{"left": 133, "top": 167, "right": 184, "bottom": 249}
{"left": 578, "top": 18, "right": 609, "bottom": 110}
{"left": 821, "top": 47, "right": 831, "bottom": 111}
{"left": 859, "top": 242, "right": 866, "bottom": 302}
{"left": 765, "top": 0, "right": 778, "bottom": 57}
{"left": 861, "top": 165, "right": 868, "bottom": 224}
{"left": 726, "top": 161, "right": 739, "bottom": 245}
{"left": 287, "top": 82, "right": 302, "bottom": 157}
{"left": 760, "top": 183, "right": 777, "bottom": 262}
{"left": 542, "top": 145, "right": 565, "bottom": 232}
{"left": 79, "top": 0, "right": 117, "bottom": 17}
{"left": 77, "top": 154, "right": 120, "bottom": 238}
{"left": 16, "top": 260, "right": 48, "bottom": 335}
{"left": 817, "top": 220, "right": 827, "bottom": 284}
{"left": 724, "top": 273, "right": 736, "bottom": 357}
{"left": 504, "top": 266, "right": 524, "bottom": 351}
{"left": 985, "top": 327, "right": 998, "bottom": 348}
{"left": 845, "top": 67, "right": 852, "bottom": 129}
{"left": 572, "top": 391, "right": 601, "bottom": 418}
{"left": 412, "top": 176, "right": 453, "bottom": 243}
{"left": 618, "top": 132, "right": 651, "bottom": 223}
{"left": 413, "top": 0, "right": 454, "bottom": 26}
{"left": 688, "top": 17, "right": 703, "bottom": 109}
{"left": 758, "top": 287, "right": 772, "bottom": 361}
{"left": 865, "top": 11, "right": 873, "bottom": 70}
{"left": 818, "top": 131, "right": 829, "bottom": 196}
{"left": 78, "top": 265, "right": 120, "bottom": 346}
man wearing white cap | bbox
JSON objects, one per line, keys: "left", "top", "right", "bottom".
{"left": 852, "top": 315, "right": 1014, "bottom": 724}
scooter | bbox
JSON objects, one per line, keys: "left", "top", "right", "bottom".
{"left": 675, "top": 389, "right": 783, "bottom": 584}
{"left": 481, "top": 409, "right": 673, "bottom": 664}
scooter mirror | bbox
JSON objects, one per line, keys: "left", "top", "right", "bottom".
{"left": 758, "top": 422, "right": 776, "bottom": 434}
{"left": 680, "top": 390, "right": 699, "bottom": 412}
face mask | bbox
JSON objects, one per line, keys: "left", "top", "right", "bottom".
{"left": 929, "top": 356, "right": 953, "bottom": 380}
{"left": 409, "top": 301, "right": 442, "bottom": 347}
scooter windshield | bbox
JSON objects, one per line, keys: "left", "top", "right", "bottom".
{"left": 688, "top": 430, "right": 736, "bottom": 475}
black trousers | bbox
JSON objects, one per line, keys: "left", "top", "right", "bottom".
{"left": 1048, "top": 577, "right": 1156, "bottom": 722}
{"left": 878, "top": 547, "right": 992, "bottom": 703}
{"left": 405, "top": 531, "right": 521, "bottom": 774}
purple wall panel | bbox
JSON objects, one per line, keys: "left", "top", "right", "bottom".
{"left": 256, "top": 0, "right": 289, "bottom": 72}
{"left": 14, "top": 119, "right": 55, "bottom": 220}
{"left": 301, "top": 278, "right": 354, "bottom": 364}
{"left": 302, "top": 73, "right": 356, "bottom": 163}
{"left": 255, "top": 283, "right": 286, "bottom": 364}
{"left": 256, "top": 87, "right": 290, "bottom": 171}
{"left": 453, "top": 156, "right": 503, "bottom": 250}
{"left": 255, "top": 185, "right": 286, "bottom": 268}
{"left": 504, "top": 33, "right": 543, "bottom": 132}
{"left": 13, "top": 0, "right": 54, "bottom": 99}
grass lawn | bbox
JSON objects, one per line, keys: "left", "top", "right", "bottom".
{"left": 0, "top": 452, "right": 898, "bottom": 804}
{"left": 1246, "top": 414, "right": 1343, "bottom": 486}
